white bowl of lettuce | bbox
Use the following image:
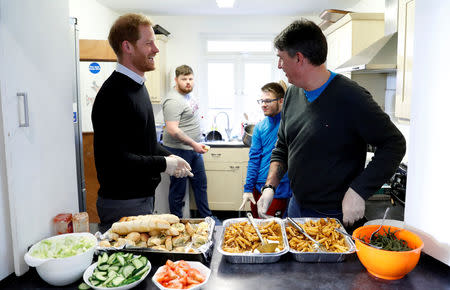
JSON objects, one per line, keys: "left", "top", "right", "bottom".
{"left": 24, "top": 232, "right": 97, "bottom": 286}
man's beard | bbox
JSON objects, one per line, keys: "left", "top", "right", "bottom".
{"left": 179, "top": 86, "right": 193, "bottom": 95}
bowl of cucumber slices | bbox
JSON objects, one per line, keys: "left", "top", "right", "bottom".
{"left": 80, "top": 252, "right": 151, "bottom": 290}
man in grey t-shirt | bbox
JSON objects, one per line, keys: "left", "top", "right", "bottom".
{"left": 162, "top": 65, "right": 214, "bottom": 219}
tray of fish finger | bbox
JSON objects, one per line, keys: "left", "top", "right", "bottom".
{"left": 218, "top": 217, "right": 288, "bottom": 264}
{"left": 284, "top": 217, "right": 356, "bottom": 262}
{"left": 95, "top": 214, "right": 215, "bottom": 264}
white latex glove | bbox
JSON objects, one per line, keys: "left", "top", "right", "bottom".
{"left": 342, "top": 187, "right": 365, "bottom": 226}
{"left": 239, "top": 192, "right": 256, "bottom": 210}
{"left": 257, "top": 187, "right": 275, "bottom": 219}
{"left": 164, "top": 156, "right": 194, "bottom": 178}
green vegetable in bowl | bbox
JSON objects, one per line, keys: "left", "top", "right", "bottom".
{"left": 360, "top": 227, "right": 412, "bottom": 251}
{"left": 30, "top": 236, "right": 96, "bottom": 259}
{"left": 86, "top": 252, "right": 150, "bottom": 288}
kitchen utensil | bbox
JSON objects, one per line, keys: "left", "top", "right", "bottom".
{"left": 287, "top": 217, "right": 325, "bottom": 252}
{"left": 370, "top": 207, "right": 390, "bottom": 243}
{"left": 352, "top": 225, "right": 423, "bottom": 280}
{"left": 242, "top": 124, "right": 255, "bottom": 147}
{"left": 334, "top": 227, "right": 382, "bottom": 249}
{"left": 246, "top": 212, "right": 278, "bottom": 253}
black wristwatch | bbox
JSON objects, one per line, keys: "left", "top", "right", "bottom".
{"left": 261, "top": 184, "right": 276, "bottom": 192}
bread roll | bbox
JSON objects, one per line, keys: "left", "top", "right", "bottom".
{"left": 157, "top": 214, "right": 180, "bottom": 224}
{"left": 111, "top": 216, "right": 170, "bottom": 235}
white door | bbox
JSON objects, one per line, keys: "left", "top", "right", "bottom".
{"left": 0, "top": 0, "right": 78, "bottom": 275}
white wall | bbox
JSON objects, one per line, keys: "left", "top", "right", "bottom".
{"left": 69, "top": 0, "right": 119, "bottom": 39}
{"left": 404, "top": 0, "right": 450, "bottom": 266}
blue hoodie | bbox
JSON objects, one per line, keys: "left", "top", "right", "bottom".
{"left": 243, "top": 113, "right": 292, "bottom": 199}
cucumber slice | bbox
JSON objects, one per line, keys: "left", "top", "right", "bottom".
{"left": 97, "top": 264, "right": 110, "bottom": 271}
{"left": 107, "top": 270, "right": 117, "bottom": 278}
{"left": 78, "top": 282, "right": 91, "bottom": 290}
{"left": 131, "top": 258, "right": 143, "bottom": 270}
{"left": 112, "top": 276, "right": 125, "bottom": 286}
{"left": 91, "top": 280, "right": 100, "bottom": 286}
{"left": 108, "top": 265, "right": 120, "bottom": 273}
{"left": 97, "top": 252, "right": 108, "bottom": 265}
{"left": 117, "top": 254, "right": 125, "bottom": 266}
{"left": 101, "top": 274, "right": 116, "bottom": 287}
{"left": 107, "top": 252, "right": 117, "bottom": 265}
{"left": 121, "top": 275, "right": 141, "bottom": 286}
{"left": 94, "top": 272, "right": 107, "bottom": 281}
{"left": 138, "top": 256, "right": 148, "bottom": 266}
{"left": 122, "top": 265, "right": 135, "bottom": 279}
{"left": 132, "top": 265, "right": 149, "bottom": 278}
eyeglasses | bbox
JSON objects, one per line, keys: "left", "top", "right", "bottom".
{"left": 257, "top": 98, "right": 279, "bottom": 105}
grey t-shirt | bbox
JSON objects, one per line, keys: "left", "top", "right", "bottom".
{"left": 162, "top": 88, "right": 202, "bottom": 150}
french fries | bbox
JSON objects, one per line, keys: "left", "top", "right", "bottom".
{"left": 286, "top": 218, "right": 349, "bottom": 253}
{"left": 222, "top": 220, "right": 284, "bottom": 253}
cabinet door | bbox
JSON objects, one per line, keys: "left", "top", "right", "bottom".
{"left": 145, "top": 35, "right": 167, "bottom": 104}
{"left": 206, "top": 162, "right": 243, "bottom": 210}
{"left": 395, "top": 0, "right": 415, "bottom": 120}
{"left": 190, "top": 162, "right": 243, "bottom": 211}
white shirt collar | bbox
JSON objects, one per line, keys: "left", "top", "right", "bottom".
{"left": 116, "top": 63, "right": 146, "bottom": 85}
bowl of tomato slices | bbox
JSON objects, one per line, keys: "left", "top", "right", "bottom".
{"left": 152, "top": 260, "right": 210, "bottom": 290}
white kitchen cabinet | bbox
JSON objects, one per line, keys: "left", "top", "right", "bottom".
{"left": 190, "top": 147, "right": 249, "bottom": 211}
{"left": 144, "top": 35, "right": 168, "bottom": 104}
{"left": 324, "top": 13, "right": 385, "bottom": 72}
{"left": 395, "top": 0, "right": 415, "bottom": 120}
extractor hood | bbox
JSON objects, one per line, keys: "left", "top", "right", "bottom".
{"left": 335, "top": 32, "right": 397, "bottom": 74}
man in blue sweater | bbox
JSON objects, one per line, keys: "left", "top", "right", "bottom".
{"left": 240, "top": 82, "right": 292, "bottom": 218}
{"left": 258, "top": 19, "right": 406, "bottom": 226}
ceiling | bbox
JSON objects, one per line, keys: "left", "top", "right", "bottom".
{"left": 96, "top": 0, "right": 363, "bottom": 16}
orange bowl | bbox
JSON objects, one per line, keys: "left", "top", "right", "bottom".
{"left": 352, "top": 225, "right": 424, "bottom": 280}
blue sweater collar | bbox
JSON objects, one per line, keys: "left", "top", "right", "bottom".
{"left": 268, "top": 112, "right": 281, "bottom": 124}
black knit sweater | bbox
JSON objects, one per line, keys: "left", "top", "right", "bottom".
{"left": 271, "top": 74, "right": 406, "bottom": 210}
{"left": 92, "top": 71, "right": 171, "bottom": 199}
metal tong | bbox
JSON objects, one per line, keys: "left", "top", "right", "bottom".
{"left": 287, "top": 217, "right": 324, "bottom": 252}
{"left": 246, "top": 212, "right": 278, "bottom": 253}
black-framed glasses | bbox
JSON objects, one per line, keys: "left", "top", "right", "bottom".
{"left": 257, "top": 98, "right": 279, "bottom": 105}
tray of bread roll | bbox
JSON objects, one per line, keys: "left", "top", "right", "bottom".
{"left": 96, "top": 214, "right": 215, "bottom": 264}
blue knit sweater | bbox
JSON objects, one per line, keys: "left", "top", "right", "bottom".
{"left": 243, "top": 113, "right": 292, "bottom": 199}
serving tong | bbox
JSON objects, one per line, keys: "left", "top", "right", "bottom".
{"left": 287, "top": 217, "right": 325, "bottom": 252}
{"left": 246, "top": 212, "right": 278, "bottom": 253}
{"left": 334, "top": 227, "right": 382, "bottom": 249}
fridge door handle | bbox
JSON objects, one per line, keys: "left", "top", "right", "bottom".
{"left": 17, "top": 92, "right": 29, "bottom": 127}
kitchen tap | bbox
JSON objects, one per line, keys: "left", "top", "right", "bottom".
{"left": 214, "top": 111, "right": 232, "bottom": 141}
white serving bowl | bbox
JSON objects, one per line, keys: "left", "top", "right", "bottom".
{"left": 24, "top": 232, "right": 97, "bottom": 286}
{"left": 83, "top": 260, "right": 151, "bottom": 290}
{"left": 152, "top": 261, "right": 211, "bottom": 290}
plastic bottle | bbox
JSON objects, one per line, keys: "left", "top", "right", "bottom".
{"left": 53, "top": 213, "right": 73, "bottom": 235}
{"left": 73, "top": 212, "right": 90, "bottom": 233}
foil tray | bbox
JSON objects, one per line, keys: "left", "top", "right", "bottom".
{"left": 285, "top": 217, "right": 356, "bottom": 263}
{"left": 95, "top": 218, "right": 215, "bottom": 266}
{"left": 217, "top": 217, "right": 288, "bottom": 264}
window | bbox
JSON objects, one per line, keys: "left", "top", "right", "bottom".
{"left": 201, "top": 37, "right": 285, "bottom": 140}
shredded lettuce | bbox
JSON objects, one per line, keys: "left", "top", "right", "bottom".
{"left": 30, "top": 236, "right": 96, "bottom": 259}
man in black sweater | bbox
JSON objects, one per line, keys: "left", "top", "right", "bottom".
{"left": 92, "top": 13, "right": 192, "bottom": 231}
{"left": 257, "top": 19, "right": 406, "bottom": 226}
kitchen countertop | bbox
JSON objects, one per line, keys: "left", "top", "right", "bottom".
{"left": 1, "top": 226, "right": 449, "bottom": 289}
{"left": 203, "top": 140, "right": 247, "bottom": 147}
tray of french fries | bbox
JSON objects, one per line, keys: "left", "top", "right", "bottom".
{"left": 218, "top": 217, "right": 288, "bottom": 264}
{"left": 95, "top": 214, "right": 215, "bottom": 264}
{"left": 284, "top": 217, "right": 356, "bottom": 262}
